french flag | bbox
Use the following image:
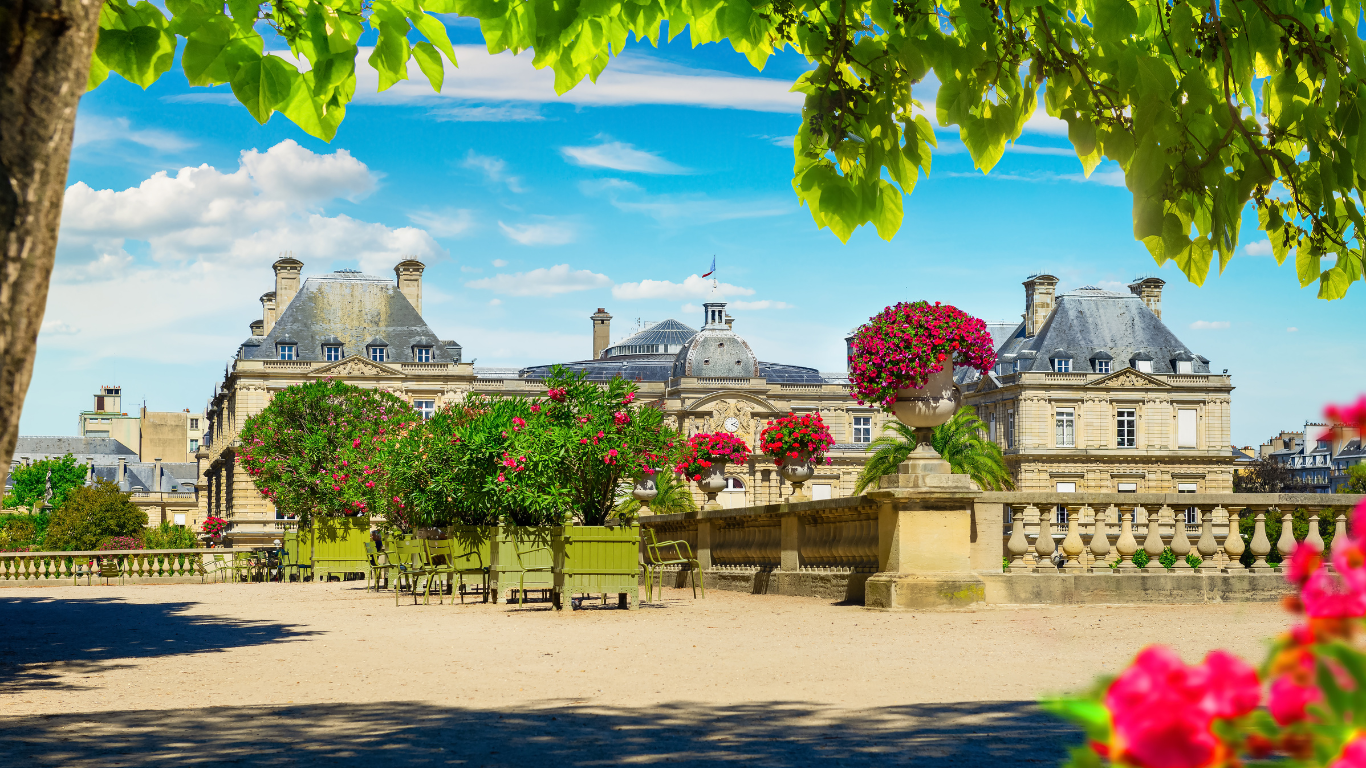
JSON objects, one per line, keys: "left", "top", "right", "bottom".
{"left": 701, "top": 256, "right": 715, "bottom": 278}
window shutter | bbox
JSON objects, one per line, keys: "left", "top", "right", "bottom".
{"left": 1177, "top": 409, "right": 1197, "bottom": 448}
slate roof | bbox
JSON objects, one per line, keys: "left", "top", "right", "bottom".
{"left": 12, "top": 436, "right": 138, "bottom": 462}
{"left": 1338, "top": 439, "right": 1366, "bottom": 459}
{"left": 91, "top": 463, "right": 197, "bottom": 492}
{"left": 240, "top": 271, "right": 458, "bottom": 363}
{"left": 963, "top": 287, "right": 1208, "bottom": 384}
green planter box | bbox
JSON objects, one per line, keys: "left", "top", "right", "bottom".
{"left": 303, "top": 517, "right": 371, "bottom": 581}
{"left": 552, "top": 524, "right": 640, "bottom": 610}
{"left": 489, "top": 526, "right": 554, "bottom": 603}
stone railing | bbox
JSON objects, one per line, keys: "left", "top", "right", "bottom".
{"left": 639, "top": 489, "right": 1365, "bottom": 606}
{"left": 982, "top": 492, "right": 1361, "bottom": 573}
{"left": 0, "top": 548, "right": 255, "bottom": 582}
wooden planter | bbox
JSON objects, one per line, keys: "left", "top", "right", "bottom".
{"left": 304, "top": 517, "right": 371, "bottom": 581}
{"left": 551, "top": 524, "right": 640, "bottom": 610}
{"left": 489, "top": 526, "right": 555, "bottom": 603}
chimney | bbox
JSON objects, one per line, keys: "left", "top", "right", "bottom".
{"left": 153, "top": 458, "right": 162, "bottom": 493}
{"left": 394, "top": 259, "right": 425, "bottom": 314}
{"left": 1023, "top": 274, "right": 1059, "bottom": 338}
{"left": 273, "top": 254, "right": 304, "bottom": 313}
{"left": 250, "top": 319, "right": 264, "bottom": 337}
{"left": 725, "top": 313, "right": 734, "bottom": 330}
{"left": 260, "top": 292, "right": 277, "bottom": 334}
{"left": 1128, "top": 277, "right": 1165, "bottom": 319}
{"left": 591, "top": 308, "right": 612, "bottom": 360}
{"left": 117, "top": 457, "right": 127, "bottom": 490}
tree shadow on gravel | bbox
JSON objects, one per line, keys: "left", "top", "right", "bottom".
{"left": 0, "top": 699, "right": 1078, "bottom": 767}
{"left": 0, "top": 596, "right": 315, "bottom": 691}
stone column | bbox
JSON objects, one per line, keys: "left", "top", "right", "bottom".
{"left": 697, "top": 519, "right": 713, "bottom": 571}
{"left": 864, "top": 444, "right": 983, "bottom": 610}
{"left": 780, "top": 512, "right": 800, "bottom": 572}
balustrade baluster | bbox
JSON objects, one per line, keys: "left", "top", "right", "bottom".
{"left": 1061, "top": 506, "right": 1084, "bottom": 572}
{"left": 1250, "top": 511, "right": 1272, "bottom": 572}
{"left": 1197, "top": 508, "right": 1219, "bottom": 573}
{"left": 1088, "top": 505, "right": 1110, "bottom": 572}
{"left": 1224, "top": 508, "right": 1246, "bottom": 572}
{"left": 1033, "top": 505, "right": 1055, "bottom": 572}
{"left": 1023, "top": 505, "right": 1040, "bottom": 566}
{"left": 1139, "top": 506, "right": 1164, "bottom": 572}
{"left": 1006, "top": 506, "right": 1028, "bottom": 571}
{"left": 1277, "top": 510, "right": 1297, "bottom": 562}
{"left": 1306, "top": 513, "right": 1325, "bottom": 553}
{"left": 1115, "top": 507, "right": 1138, "bottom": 571}
{"left": 1171, "top": 508, "right": 1193, "bottom": 569}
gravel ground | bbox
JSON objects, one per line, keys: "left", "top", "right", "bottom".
{"left": 0, "top": 582, "right": 1290, "bottom": 766}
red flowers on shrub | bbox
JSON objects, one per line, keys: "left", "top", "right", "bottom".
{"left": 847, "top": 301, "right": 996, "bottom": 410}
{"left": 760, "top": 412, "right": 835, "bottom": 465}
{"left": 201, "top": 516, "right": 228, "bottom": 536}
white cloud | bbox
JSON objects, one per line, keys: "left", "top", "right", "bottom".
{"left": 754, "top": 134, "right": 796, "bottom": 148}
{"left": 1288, "top": 327, "right": 1300, "bottom": 332}
{"left": 354, "top": 46, "right": 804, "bottom": 113}
{"left": 462, "top": 150, "right": 524, "bottom": 192}
{"left": 1095, "top": 280, "right": 1128, "bottom": 293}
{"left": 488, "top": 298, "right": 502, "bottom": 306}
{"left": 58, "top": 139, "right": 442, "bottom": 278}
{"left": 39, "top": 320, "right": 80, "bottom": 336}
{"left": 1189, "top": 320, "right": 1231, "bottom": 330}
{"left": 467, "top": 264, "right": 611, "bottom": 297}
{"left": 613, "top": 275, "right": 756, "bottom": 300}
{"left": 492, "top": 259, "right": 508, "bottom": 267}
{"left": 73, "top": 115, "right": 196, "bottom": 153}
{"left": 580, "top": 178, "right": 792, "bottom": 224}
{"left": 429, "top": 104, "right": 545, "bottom": 122}
{"left": 497, "top": 221, "right": 575, "bottom": 246}
{"left": 729, "top": 300, "right": 793, "bottom": 310}
{"left": 1244, "top": 240, "right": 1273, "bottom": 256}
{"left": 407, "top": 209, "right": 475, "bottom": 238}
{"left": 560, "top": 141, "right": 689, "bottom": 174}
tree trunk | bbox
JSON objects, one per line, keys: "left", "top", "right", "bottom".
{"left": 0, "top": 0, "right": 101, "bottom": 468}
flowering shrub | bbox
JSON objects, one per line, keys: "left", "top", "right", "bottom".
{"left": 238, "top": 380, "right": 417, "bottom": 523}
{"left": 676, "top": 432, "right": 752, "bottom": 481}
{"left": 201, "top": 516, "right": 228, "bottom": 536}
{"left": 847, "top": 301, "right": 996, "bottom": 411}
{"left": 1049, "top": 396, "right": 1366, "bottom": 768}
{"left": 760, "top": 412, "right": 835, "bottom": 466}
{"left": 96, "top": 535, "right": 144, "bottom": 551}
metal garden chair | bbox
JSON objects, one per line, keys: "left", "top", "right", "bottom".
{"left": 514, "top": 540, "right": 554, "bottom": 607}
{"left": 643, "top": 527, "right": 704, "bottom": 601}
{"left": 419, "top": 538, "right": 460, "bottom": 605}
{"left": 364, "top": 541, "right": 393, "bottom": 592}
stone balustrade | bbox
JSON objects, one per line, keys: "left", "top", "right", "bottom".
{"left": 0, "top": 548, "right": 254, "bottom": 582}
{"left": 640, "top": 490, "right": 1365, "bottom": 606}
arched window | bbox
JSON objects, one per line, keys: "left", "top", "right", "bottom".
{"left": 725, "top": 477, "right": 745, "bottom": 490}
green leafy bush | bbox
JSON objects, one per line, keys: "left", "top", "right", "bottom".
{"left": 0, "top": 513, "right": 50, "bottom": 551}
{"left": 1238, "top": 508, "right": 1334, "bottom": 567}
{"left": 9, "top": 454, "right": 87, "bottom": 510}
{"left": 42, "top": 480, "right": 147, "bottom": 551}
{"left": 142, "top": 522, "right": 198, "bottom": 550}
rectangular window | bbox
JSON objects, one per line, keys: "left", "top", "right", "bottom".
{"left": 278, "top": 344, "right": 296, "bottom": 360}
{"left": 190, "top": 418, "right": 198, "bottom": 429}
{"left": 1185, "top": 507, "right": 1199, "bottom": 525}
{"left": 1117, "top": 409, "right": 1137, "bottom": 448}
{"left": 1053, "top": 358, "right": 1072, "bottom": 373}
{"left": 1096, "top": 359, "right": 1111, "bottom": 374}
{"left": 369, "top": 347, "right": 386, "bottom": 362}
{"left": 1055, "top": 408, "right": 1075, "bottom": 447}
{"left": 324, "top": 345, "right": 342, "bottom": 362}
{"left": 413, "top": 399, "right": 436, "bottom": 420}
{"left": 1136, "top": 359, "right": 1154, "bottom": 373}
{"left": 1006, "top": 410, "right": 1015, "bottom": 449}
{"left": 1117, "top": 482, "right": 1137, "bottom": 493}
{"left": 1176, "top": 360, "right": 1194, "bottom": 374}
{"left": 853, "top": 416, "right": 871, "bottom": 444}
{"left": 1177, "top": 409, "right": 1197, "bottom": 448}
{"left": 989, "top": 413, "right": 997, "bottom": 443}
{"left": 190, "top": 439, "right": 199, "bottom": 452}
{"left": 811, "top": 484, "right": 832, "bottom": 500}
{"left": 414, "top": 347, "right": 432, "bottom": 363}
{"left": 1178, "top": 483, "right": 1198, "bottom": 493}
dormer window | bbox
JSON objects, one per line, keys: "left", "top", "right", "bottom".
{"left": 1136, "top": 359, "right": 1153, "bottom": 373}
{"left": 1175, "top": 360, "right": 1193, "bottom": 374}
{"left": 277, "top": 344, "right": 296, "bottom": 361}
{"left": 1053, "top": 358, "right": 1071, "bottom": 373}
{"left": 1096, "top": 360, "right": 1111, "bottom": 374}
{"left": 369, "top": 346, "right": 386, "bottom": 362}
{"left": 413, "top": 347, "right": 432, "bottom": 363}
{"left": 323, "top": 345, "right": 342, "bottom": 362}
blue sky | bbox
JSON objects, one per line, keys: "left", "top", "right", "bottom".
{"left": 26, "top": 18, "right": 1362, "bottom": 446}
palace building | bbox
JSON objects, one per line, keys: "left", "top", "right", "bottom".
{"left": 963, "top": 276, "right": 1235, "bottom": 493}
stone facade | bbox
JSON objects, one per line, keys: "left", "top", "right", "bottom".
{"left": 964, "top": 277, "right": 1235, "bottom": 493}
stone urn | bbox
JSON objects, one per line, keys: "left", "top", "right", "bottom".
{"left": 777, "top": 452, "right": 815, "bottom": 502}
{"left": 890, "top": 367, "right": 962, "bottom": 447}
{"left": 695, "top": 462, "right": 728, "bottom": 511}
{"left": 631, "top": 472, "right": 659, "bottom": 514}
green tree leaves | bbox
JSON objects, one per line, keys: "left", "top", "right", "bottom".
{"left": 85, "top": 0, "right": 1366, "bottom": 297}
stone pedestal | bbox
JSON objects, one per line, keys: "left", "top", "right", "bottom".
{"left": 864, "top": 445, "right": 984, "bottom": 610}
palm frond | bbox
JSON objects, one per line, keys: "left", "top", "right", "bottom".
{"left": 853, "top": 407, "right": 1014, "bottom": 494}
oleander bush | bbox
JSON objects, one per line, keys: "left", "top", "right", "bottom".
{"left": 42, "top": 480, "right": 147, "bottom": 552}
{"left": 142, "top": 522, "right": 198, "bottom": 550}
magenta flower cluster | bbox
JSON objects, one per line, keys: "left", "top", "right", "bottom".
{"left": 760, "top": 412, "right": 835, "bottom": 465}
{"left": 848, "top": 301, "right": 996, "bottom": 411}
{"left": 675, "top": 432, "right": 751, "bottom": 481}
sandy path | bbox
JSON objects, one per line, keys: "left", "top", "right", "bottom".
{"left": 0, "top": 583, "right": 1290, "bottom": 766}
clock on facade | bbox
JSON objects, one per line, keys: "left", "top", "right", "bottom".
{"left": 723, "top": 416, "right": 740, "bottom": 433}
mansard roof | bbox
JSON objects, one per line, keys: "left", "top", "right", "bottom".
{"left": 240, "top": 271, "right": 454, "bottom": 364}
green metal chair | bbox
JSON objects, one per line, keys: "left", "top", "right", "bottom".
{"left": 442, "top": 529, "right": 490, "bottom": 604}
{"left": 364, "top": 541, "right": 393, "bottom": 592}
{"left": 388, "top": 537, "right": 426, "bottom": 606}
{"left": 643, "top": 527, "right": 704, "bottom": 601}
{"left": 514, "top": 540, "right": 554, "bottom": 607}
{"left": 279, "top": 538, "right": 314, "bottom": 583}
{"left": 419, "top": 538, "right": 460, "bottom": 605}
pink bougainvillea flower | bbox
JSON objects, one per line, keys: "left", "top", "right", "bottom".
{"left": 1332, "top": 735, "right": 1366, "bottom": 768}
{"left": 1104, "top": 646, "right": 1259, "bottom": 768}
{"left": 1269, "top": 670, "right": 1322, "bottom": 726}
{"left": 1287, "top": 546, "right": 1324, "bottom": 587}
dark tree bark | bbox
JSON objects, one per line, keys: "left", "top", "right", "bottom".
{"left": 0, "top": 0, "right": 101, "bottom": 468}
